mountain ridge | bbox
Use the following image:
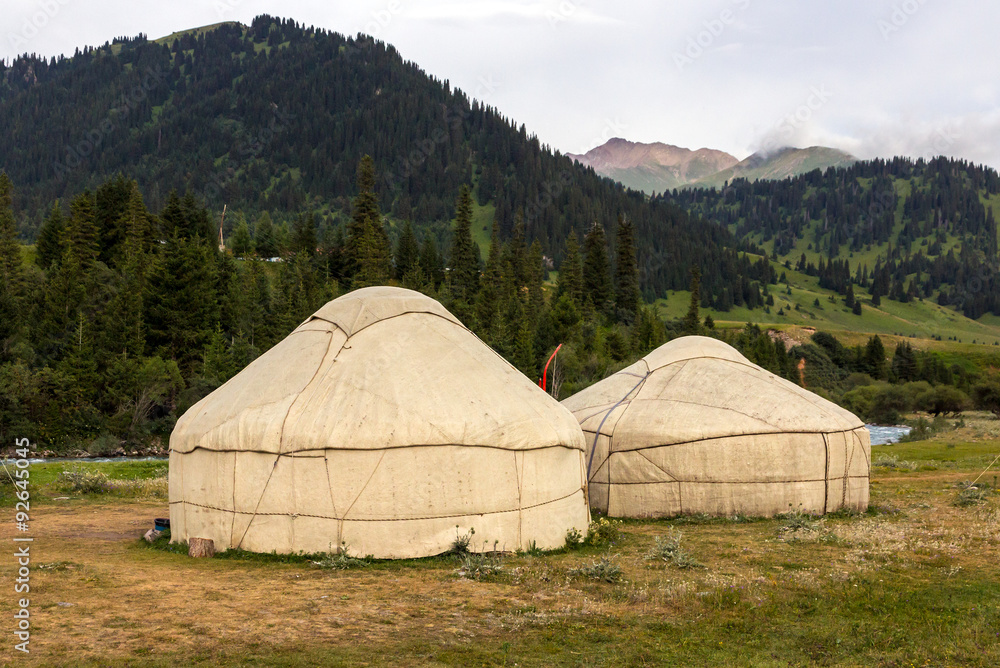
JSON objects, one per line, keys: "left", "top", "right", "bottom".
{"left": 566, "top": 137, "right": 738, "bottom": 192}
{"left": 691, "top": 146, "right": 858, "bottom": 189}
{"left": 570, "top": 138, "right": 857, "bottom": 193}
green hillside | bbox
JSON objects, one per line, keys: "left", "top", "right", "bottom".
{"left": 688, "top": 146, "right": 857, "bottom": 190}
{"left": 657, "top": 256, "right": 1000, "bottom": 349}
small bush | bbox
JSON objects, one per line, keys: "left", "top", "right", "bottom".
{"left": 569, "top": 555, "right": 623, "bottom": 583}
{"left": 645, "top": 529, "right": 702, "bottom": 569}
{"left": 313, "top": 543, "right": 371, "bottom": 570}
{"left": 57, "top": 467, "right": 113, "bottom": 493}
{"left": 450, "top": 527, "right": 475, "bottom": 555}
{"left": 954, "top": 480, "right": 993, "bottom": 507}
{"left": 564, "top": 527, "right": 584, "bottom": 549}
{"left": 457, "top": 553, "right": 504, "bottom": 581}
{"left": 776, "top": 507, "right": 821, "bottom": 541}
{"left": 55, "top": 466, "right": 167, "bottom": 499}
{"left": 88, "top": 433, "right": 121, "bottom": 457}
{"left": 872, "top": 454, "right": 918, "bottom": 471}
{"left": 586, "top": 517, "right": 622, "bottom": 547}
{"left": 524, "top": 540, "right": 543, "bottom": 557}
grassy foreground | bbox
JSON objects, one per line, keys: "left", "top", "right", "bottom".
{"left": 2, "top": 434, "right": 999, "bottom": 667}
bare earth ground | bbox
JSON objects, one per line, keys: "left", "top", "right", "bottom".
{"left": 1, "top": 434, "right": 1000, "bottom": 667}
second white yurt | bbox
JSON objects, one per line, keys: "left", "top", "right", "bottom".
{"left": 562, "top": 336, "right": 869, "bottom": 518}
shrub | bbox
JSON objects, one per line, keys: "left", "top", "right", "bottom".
{"left": 457, "top": 553, "right": 504, "bottom": 581}
{"left": 916, "top": 386, "right": 969, "bottom": 417}
{"left": 776, "top": 506, "right": 821, "bottom": 540}
{"left": 55, "top": 465, "right": 168, "bottom": 499}
{"left": 644, "top": 529, "right": 701, "bottom": 569}
{"left": 973, "top": 380, "right": 1000, "bottom": 417}
{"left": 872, "top": 454, "right": 918, "bottom": 471}
{"left": 954, "top": 480, "right": 993, "bottom": 507}
{"left": 569, "top": 555, "right": 623, "bottom": 583}
{"left": 564, "top": 527, "right": 584, "bottom": 549}
{"left": 312, "top": 543, "right": 371, "bottom": 570}
{"left": 57, "top": 467, "right": 113, "bottom": 493}
{"left": 88, "top": 433, "right": 121, "bottom": 457}
{"left": 586, "top": 517, "right": 622, "bottom": 546}
{"left": 450, "top": 527, "right": 475, "bottom": 555}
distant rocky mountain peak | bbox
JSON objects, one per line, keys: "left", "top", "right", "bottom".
{"left": 567, "top": 139, "right": 856, "bottom": 193}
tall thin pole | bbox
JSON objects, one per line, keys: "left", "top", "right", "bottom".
{"left": 539, "top": 343, "right": 563, "bottom": 393}
{"left": 219, "top": 204, "right": 227, "bottom": 251}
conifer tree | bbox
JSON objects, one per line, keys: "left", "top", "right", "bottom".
{"left": 348, "top": 155, "right": 392, "bottom": 287}
{"left": 419, "top": 235, "right": 444, "bottom": 289}
{"left": 448, "top": 185, "right": 481, "bottom": 302}
{"left": 512, "top": 313, "right": 537, "bottom": 378}
{"left": 230, "top": 214, "right": 254, "bottom": 257}
{"left": 65, "top": 191, "right": 101, "bottom": 269}
{"left": 556, "top": 231, "right": 583, "bottom": 304}
{"left": 683, "top": 266, "right": 701, "bottom": 334}
{"left": 36, "top": 201, "right": 65, "bottom": 269}
{"left": 614, "top": 214, "right": 640, "bottom": 323}
{"left": 254, "top": 211, "right": 278, "bottom": 258}
{"left": 582, "top": 221, "right": 612, "bottom": 316}
{"left": 109, "top": 183, "right": 152, "bottom": 358}
{"left": 291, "top": 212, "right": 318, "bottom": 257}
{"left": 394, "top": 220, "right": 420, "bottom": 280}
{"left": 146, "top": 233, "right": 220, "bottom": 372}
{"left": 526, "top": 240, "right": 545, "bottom": 320}
{"left": 0, "top": 172, "right": 25, "bottom": 361}
{"left": 476, "top": 220, "right": 505, "bottom": 331}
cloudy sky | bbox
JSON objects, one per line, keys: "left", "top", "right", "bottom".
{"left": 5, "top": 0, "right": 999, "bottom": 167}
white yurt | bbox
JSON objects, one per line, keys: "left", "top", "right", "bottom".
{"left": 562, "top": 336, "right": 869, "bottom": 518}
{"left": 169, "top": 287, "right": 589, "bottom": 558}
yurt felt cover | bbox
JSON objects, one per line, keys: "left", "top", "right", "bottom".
{"left": 561, "top": 336, "right": 870, "bottom": 518}
{"left": 169, "top": 287, "right": 589, "bottom": 558}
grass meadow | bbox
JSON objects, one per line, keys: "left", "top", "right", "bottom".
{"left": 2, "top": 423, "right": 999, "bottom": 667}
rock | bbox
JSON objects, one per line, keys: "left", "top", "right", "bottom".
{"left": 144, "top": 528, "right": 163, "bottom": 543}
{"left": 189, "top": 537, "right": 216, "bottom": 558}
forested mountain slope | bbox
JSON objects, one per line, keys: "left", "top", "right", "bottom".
{"left": 666, "top": 157, "right": 1000, "bottom": 317}
{"left": 0, "top": 15, "right": 769, "bottom": 303}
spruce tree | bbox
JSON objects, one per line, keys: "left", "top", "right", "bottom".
{"left": 556, "top": 231, "right": 583, "bottom": 304}
{"left": 36, "top": 201, "right": 65, "bottom": 269}
{"left": 291, "top": 212, "right": 317, "bottom": 257}
{"left": 394, "top": 220, "right": 420, "bottom": 280}
{"left": 254, "top": 211, "right": 278, "bottom": 258}
{"left": 66, "top": 191, "right": 100, "bottom": 269}
{"left": 526, "top": 240, "right": 545, "bottom": 320}
{"left": 0, "top": 172, "right": 24, "bottom": 361}
{"left": 582, "top": 221, "right": 612, "bottom": 316}
{"left": 108, "top": 183, "right": 151, "bottom": 358}
{"left": 614, "top": 214, "right": 640, "bottom": 323}
{"left": 419, "top": 235, "right": 444, "bottom": 289}
{"left": 476, "top": 220, "right": 505, "bottom": 332}
{"left": 230, "top": 214, "right": 254, "bottom": 257}
{"left": 506, "top": 213, "right": 529, "bottom": 289}
{"left": 146, "top": 233, "right": 220, "bottom": 372}
{"left": 683, "top": 266, "right": 701, "bottom": 334}
{"left": 448, "top": 185, "right": 481, "bottom": 302}
{"left": 347, "top": 155, "right": 392, "bottom": 287}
